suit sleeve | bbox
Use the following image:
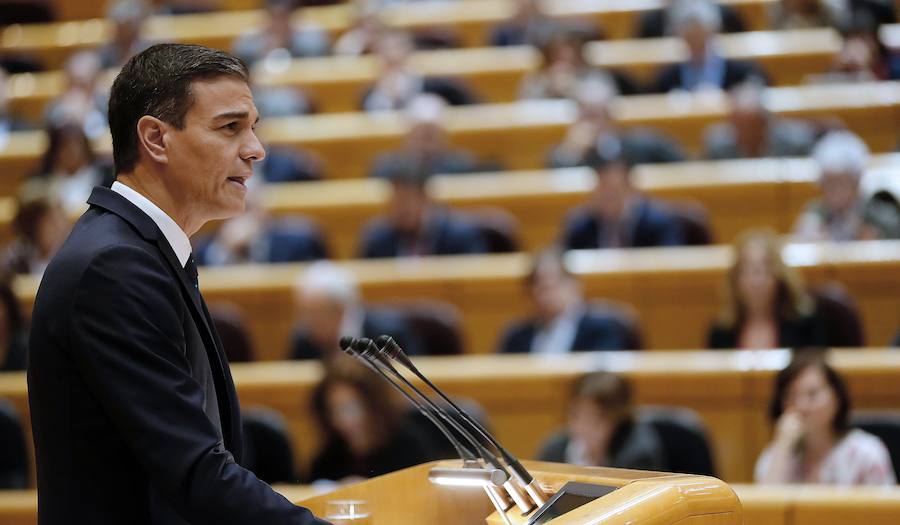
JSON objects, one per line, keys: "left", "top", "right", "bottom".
{"left": 67, "top": 245, "right": 330, "bottom": 525}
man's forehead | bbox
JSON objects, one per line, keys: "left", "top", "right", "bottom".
{"left": 188, "top": 77, "right": 257, "bottom": 120}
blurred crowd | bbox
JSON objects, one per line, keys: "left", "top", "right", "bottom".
{"left": 0, "top": 0, "right": 899, "bottom": 490}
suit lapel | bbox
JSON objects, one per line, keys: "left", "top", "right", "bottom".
{"left": 86, "top": 187, "right": 239, "bottom": 451}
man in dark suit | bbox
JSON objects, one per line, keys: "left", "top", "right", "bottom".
{"left": 359, "top": 165, "right": 488, "bottom": 259}
{"left": 560, "top": 143, "right": 685, "bottom": 250}
{"left": 291, "top": 261, "right": 422, "bottom": 360}
{"left": 633, "top": 0, "right": 746, "bottom": 38}
{"left": 548, "top": 76, "right": 685, "bottom": 169}
{"left": 27, "top": 44, "right": 330, "bottom": 524}
{"left": 651, "top": 0, "right": 766, "bottom": 93}
{"left": 498, "top": 249, "right": 640, "bottom": 354}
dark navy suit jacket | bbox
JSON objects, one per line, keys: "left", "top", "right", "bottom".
{"left": 292, "top": 308, "right": 422, "bottom": 361}
{"left": 561, "top": 199, "right": 685, "bottom": 250}
{"left": 359, "top": 212, "right": 488, "bottom": 259}
{"left": 498, "top": 309, "right": 636, "bottom": 353}
{"left": 28, "top": 188, "right": 328, "bottom": 524}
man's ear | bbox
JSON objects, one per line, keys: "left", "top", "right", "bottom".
{"left": 136, "top": 115, "right": 169, "bottom": 165}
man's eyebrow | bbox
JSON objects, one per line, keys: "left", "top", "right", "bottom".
{"left": 212, "top": 111, "right": 250, "bottom": 121}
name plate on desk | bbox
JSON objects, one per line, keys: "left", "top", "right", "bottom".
{"left": 526, "top": 482, "right": 617, "bottom": 525}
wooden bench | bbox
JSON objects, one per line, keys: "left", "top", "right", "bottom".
{"left": 13, "top": 240, "right": 900, "bottom": 358}
{"left": 7, "top": 27, "right": 842, "bottom": 120}
{"left": 0, "top": 0, "right": 776, "bottom": 68}
{"left": 1, "top": 349, "right": 899, "bottom": 487}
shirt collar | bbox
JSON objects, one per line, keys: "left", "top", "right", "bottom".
{"left": 111, "top": 181, "right": 193, "bottom": 266}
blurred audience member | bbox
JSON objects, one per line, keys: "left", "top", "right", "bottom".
{"left": 360, "top": 30, "right": 476, "bottom": 111}
{"left": 45, "top": 51, "right": 109, "bottom": 140}
{"left": 708, "top": 229, "right": 826, "bottom": 349}
{"left": 233, "top": 0, "right": 329, "bottom": 65}
{"left": 291, "top": 261, "right": 421, "bottom": 361}
{"left": 0, "top": 281, "right": 28, "bottom": 371}
{"left": 156, "top": 0, "right": 219, "bottom": 15}
{"left": 548, "top": 78, "right": 684, "bottom": 168}
{"left": 519, "top": 29, "right": 638, "bottom": 100}
{"left": 794, "top": 131, "right": 900, "bottom": 241}
{"left": 99, "top": 0, "right": 153, "bottom": 68}
{"left": 489, "top": 0, "right": 558, "bottom": 47}
{"left": 259, "top": 145, "right": 323, "bottom": 183}
{"left": 334, "top": 2, "right": 386, "bottom": 55}
{"left": 810, "top": 24, "right": 899, "bottom": 83}
{"left": 538, "top": 372, "right": 667, "bottom": 470}
{"left": 769, "top": 0, "right": 850, "bottom": 29}
{"left": 560, "top": 142, "right": 685, "bottom": 250}
{"left": 369, "top": 95, "right": 480, "bottom": 179}
{"left": 704, "top": 81, "right": 816, "bottom": 160}
{"left": 652, "top": 0, "right": 766, "bottom": 93}
{"left": 498, "top": 249, "right": 639, "bottom": 354}
{"left": 1, "top": 192, "right": 69, "bottom": 277}
{"left": 358, "top": 166, "right": 488, "bottom": 258}
{"left": 195, "top": 188, "right": 328, "bottom": 266}
{"left": 635, "top": 0, "right": 747, "bottom": 38}
{"left": 309, "top": 359, "right": 431, "bottom": 482}
{"left": 756, "top": 352, "right": 896, "bottom": 484}
{"left": 0, "top": 66, "right": 31, "bottom": 133}
{"left": 24, "top": 123, "right": 108, "bottom": 215}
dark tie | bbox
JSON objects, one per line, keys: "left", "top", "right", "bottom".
{"left": 184, "top": 255, "right": 202, "bottom": 304}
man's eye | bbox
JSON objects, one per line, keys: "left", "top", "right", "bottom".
{"left": 223, "top": 122, "right": 240, "bottom": 131}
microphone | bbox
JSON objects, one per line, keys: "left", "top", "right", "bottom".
{"left": 375, "top": 335, "right": 548, "bottom": 507}
{"left": 348, "top": 337, "right": 533, "bottom": 514}
{"left": 339, "top": 337, "right": 516, "bottom": 513}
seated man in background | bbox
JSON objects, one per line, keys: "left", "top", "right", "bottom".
{"left": 756, "top": 351, "right": 896, "bottom": 484}
{"left": 369, "top": 95, "right": 481, "bottom": 179}
{"left": 232, "top": 0, "right": 330, "bottom": 65}
{"left": 489, "top": 0, "right": 559, "bottom": 47}
{"left": 291, "top": 261, "right": 422, "bottom": 361}
{"left": 537, "top": 372, "right": 667, "bottom": 471}
{"left": 635, "top": 0, "right": 746, "bottom": 38}
{"left": 559, "top": 144, "right": 686, "bottom": 250}
{"left": 703, "top": 80, "right": 817, "bottom": 160}
{"left": 498, "top": 249, "right": 639, "bottom": 354}
{"left": 99, "top": 0, "right": 153, "bottom": 68}
{"left": 708, "top": 228, "right": 826, "bottom": 349}
{"left": 361, "top": 30, "right": 477, "bottom": 111}
{"left": 548, "top": 77, "right": 685, "bottom": 169}
{"left": 652, "top": 0, "right": 766, "bottom": 93}
{"left": 195, "top": 187, "right": 329, "bottom": 265}
{"left": 794, "top": 130, "right": 900, "bottom": 241}
{"left": 359, "top": 164, "right": 488, "bottom": 258}
{"left": 519, "top": 29, "right": 639, "bottom": 100}
{"left": 45, "top": 51, "right": 109, "bottom": 140}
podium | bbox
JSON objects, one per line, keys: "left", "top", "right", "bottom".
{"left": 291, "top": 460, "right": 742, "bottom": 525}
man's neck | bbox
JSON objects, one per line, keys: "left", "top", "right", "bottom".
{"left": 117, "top": 171, "right": 202, "bottom": 236}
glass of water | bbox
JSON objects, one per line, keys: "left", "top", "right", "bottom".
{"left": 325, "top": 499, "right": 372, "bottom": 525}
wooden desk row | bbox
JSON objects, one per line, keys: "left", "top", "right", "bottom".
{"left": 2, "top": 483, "right": 900, "bottom": 525}
{"left": 2, "top": 349, "right": 899, "bottom": 487}
{"left": 7, "top": 27, "right": 844, "bottom": 120}
{"left": 258, "top": 154, "right": 900, "bottom": 258}
{"left": 2, "top": 81, "right": 897, "bottom": 183}
{"left": 13, "top": 240, "right": 900, "bottom": 359}
{"left": 2, "top": 0, "right": 775, "bottom": 68}
{"left": 1, "top": 153, "right": 896, "bottom": 253}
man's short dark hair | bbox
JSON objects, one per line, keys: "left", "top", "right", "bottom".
{"left": 108, "top": 43, "right": 250, "bottom": 174}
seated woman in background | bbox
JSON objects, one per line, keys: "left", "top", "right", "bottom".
{"left": 537, "top": 372, "right": 667, "bottom": 471}
{"left": 756, "top": 352, "right": 896, "bottom": 484}
{"left": 308, "top": 359, "right": 430, "bottom": 483}
{"left": 708, "top": 229, "right": 826, "bottom": 349}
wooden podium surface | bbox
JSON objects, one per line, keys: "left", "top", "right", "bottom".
{"left": 293, "top": 460, "right": 741, "bottom": 525}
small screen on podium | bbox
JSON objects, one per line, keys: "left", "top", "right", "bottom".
{"left": 526, "top": 482, "right": 617, "bottom": 525}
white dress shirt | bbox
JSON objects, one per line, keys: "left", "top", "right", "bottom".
{"left": 111, "top": 181, "right": 193, "bottom": 267}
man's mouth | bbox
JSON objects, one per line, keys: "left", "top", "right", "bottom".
{"left": 227, "top": 175, "right": 248, "bottom": 186}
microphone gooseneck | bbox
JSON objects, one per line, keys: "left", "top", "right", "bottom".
{"left": 374, "top": 335, "right": 548, "bottom": 506}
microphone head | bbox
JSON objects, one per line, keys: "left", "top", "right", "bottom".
{"left": 352, "top": 337, "right": 378, "bottom": 359}
{"left": 339, "top": 336, "right": 356, "bottom": 353}
{"left": 376, "top": 334, "right": 413, "bottom": 367}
